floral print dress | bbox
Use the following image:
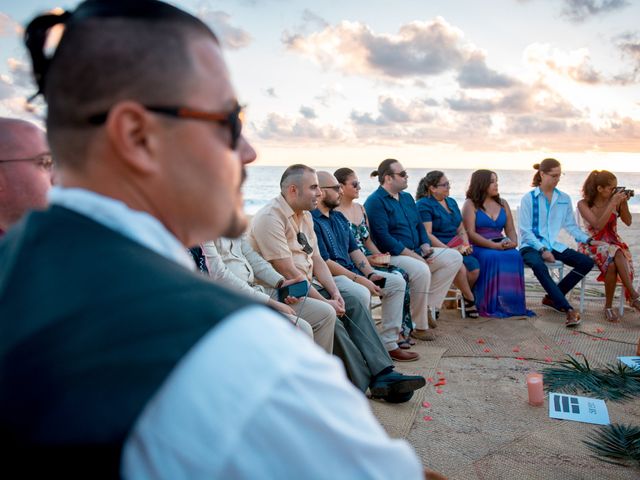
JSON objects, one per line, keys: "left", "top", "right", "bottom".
{"left": 578, "top": 212, "right": 634, "bottom": 301}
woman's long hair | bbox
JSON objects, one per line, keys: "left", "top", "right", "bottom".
{"left": 531, "top": 158, "right": 561, "bottom": 187}
{"left": 582, "top": 170, "right": 617, "bottom": 207}
{"left": 466, "top": 169, "right": 501, "bottom": 210}
{"left": 416, "top": 171, "right": 444, "bottom": 200}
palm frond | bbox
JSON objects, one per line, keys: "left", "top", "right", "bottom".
{"left": 583, "top": 423, "right": 640, "bottom": 467}
{"left": 541, "top": 356, "right": 639, "bottom": 402}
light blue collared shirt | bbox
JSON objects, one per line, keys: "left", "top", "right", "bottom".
{"left": 518, "top": 187, "right": 589, "bottom": 253}
{"left": 48, "top": 186, "right": 195, "bottom": 271}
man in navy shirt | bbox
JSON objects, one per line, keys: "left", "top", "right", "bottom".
{"left": 313, "top": 171, "right": 418, "bottom": 362}
{"left": 365, "top": 159, "right": 462, "bottom": 341}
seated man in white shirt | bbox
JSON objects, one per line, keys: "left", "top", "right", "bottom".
{"left": 202, "top": 237, "right": 317, "bottom": 343}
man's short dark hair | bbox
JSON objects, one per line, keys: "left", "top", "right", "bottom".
{"left": 280, "top": 164, "right": 315, "bottom": 191}
{"left": 30, "top": 0, "right": 218, "bottom": 168}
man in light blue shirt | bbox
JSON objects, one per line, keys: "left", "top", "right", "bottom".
{"left": 519, "top": 158, "right": 597, "bottom": 326}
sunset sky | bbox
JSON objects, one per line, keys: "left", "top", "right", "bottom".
{"left": 1, "top": 0, "right": 639, "bottom": 171}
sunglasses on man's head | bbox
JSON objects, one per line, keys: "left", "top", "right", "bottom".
{"left": 297, "top": 232, "right": 313, "bottom": 255}
{"left": 87, "top": 104, "right": 244, "bottom": 151}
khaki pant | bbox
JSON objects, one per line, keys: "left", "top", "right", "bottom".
{"left": 390, "top": 248, "right": 462, "bottom": 330}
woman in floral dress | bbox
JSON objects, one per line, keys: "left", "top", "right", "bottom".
{"left": 577, "top": 170, "right": 640, "bottom": 321}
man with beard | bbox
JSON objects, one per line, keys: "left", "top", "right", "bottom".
{"left": 0, "top": 1, "right": 431, "bottom": 478}
{"left": 0, "top": 117, "right": 53, "bottom": 236}
{"left": 312, "top": 171, "right": 418, "bottom": 362}
{"left": 249, "top": 164, "right": 426, "bottom": 400}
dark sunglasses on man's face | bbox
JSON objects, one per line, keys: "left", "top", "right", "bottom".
{"left": 87, "top": 104, "right": 244, "bottom": 151}
{"left": 297, "top": 232, "right": 313, "bottom": 255}
{"left": 392, "top": 170, "right": 408, "bottom": 178}
{"left": 321, "top": 185, "right": 341, "bottom": 192}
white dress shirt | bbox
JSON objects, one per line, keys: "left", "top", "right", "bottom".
{"left": 49, "top": 187, "right": 422, "bottom": 479}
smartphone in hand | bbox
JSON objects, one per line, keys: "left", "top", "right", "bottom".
{"left": 372, "top": 277, "right": 387, "bottom": 288}
{"left": 277, "top": 280, "right": 309, "bottom": 303}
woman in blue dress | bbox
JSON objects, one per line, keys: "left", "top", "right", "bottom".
{"left": 462, "top": 169, "right": 534, "bottom": 318}
{"left": 416, "top": 171, "right": 480, "bottom": 318}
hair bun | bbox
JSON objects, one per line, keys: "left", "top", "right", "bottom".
{"left": 370, "top": 170, "right": 379, "bottom": 177}
{"left": 532, "top": 163, "right": 540, "bottom": 170}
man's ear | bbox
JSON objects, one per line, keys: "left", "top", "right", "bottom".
{"left": 103, "top": 101, "right": 161, "bottom": 174}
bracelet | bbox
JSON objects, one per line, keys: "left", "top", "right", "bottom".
{"left": 366, "top": 272, "right": 374, "bottom": 279}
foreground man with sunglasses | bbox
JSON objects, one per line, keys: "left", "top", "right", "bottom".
{"left": 0, "top": 1, "right": 445, "bottom": 478}
{"left": 250, "top": 164, "right": 426, "bottom": 399}
{"left": 0, "top": 117, "right": 53, "bottom": 236}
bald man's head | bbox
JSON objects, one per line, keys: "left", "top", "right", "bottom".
{"left": 0, "top": 118, "right": 53, "bottom": 231}
{"left": 316, "top": 170, "right": 343, "bottom": 210}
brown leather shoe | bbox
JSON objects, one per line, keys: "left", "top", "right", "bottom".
{"left": 411, "top": 329, "right": 437, "bottom": 341}
{"left": 542, "top": 295, "right": 567, "bottom": 313}
{"left": 565, "top": 309, "right": 581, "bottom": 327}
{"left": 389, "top": 348, "right": 420, "bottom": 362}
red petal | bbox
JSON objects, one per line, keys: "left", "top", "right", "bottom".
{"left": 423, "top": 416, "right": 433, "bottom": 421}
{"left": 512, "top": 347, "right": 520, "bottom": 352}
{"left": 436, "top": 389, "right": 444, "bottom": 394}
{"left": 422, "top": 401, "right": 431, "bottom": 408}
{"left": 483, "top": 348, "right": 491, "bottom": 353}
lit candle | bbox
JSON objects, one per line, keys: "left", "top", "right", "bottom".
{"left": 526, "top": 373, "right": 544, "bottom": 406}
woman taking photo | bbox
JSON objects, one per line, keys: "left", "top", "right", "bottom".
{"left": 577, "top": 170, "right": 639, "bottom": 321}
{"left": 463, "top": 169, "right": 533, "bottom": 318}
{"left": 416, "top": 171, "right": 480, "bottom": 318}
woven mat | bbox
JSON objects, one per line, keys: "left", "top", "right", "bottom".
{"left": 369, "top": 346, "right": 447, "bottom": 439}
{"left": 370, "top": 307, "right": 640, "bottom": 479}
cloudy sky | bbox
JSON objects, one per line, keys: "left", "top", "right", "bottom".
{"left": 1, "top": 0, "right": 639, "bottom": 171}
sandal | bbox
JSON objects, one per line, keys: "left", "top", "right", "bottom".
{"left": 604, "top": 307, "right": 620, "bottom": 323}
{"left": 463, "top": 298, "right": 479, "bottom": 319}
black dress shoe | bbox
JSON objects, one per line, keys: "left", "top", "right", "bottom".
{"left": 369, "top": 371, "right": 426, "bottom": 400}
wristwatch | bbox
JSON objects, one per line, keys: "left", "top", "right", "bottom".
{"left": 538, "top": 247, "right": 547, "bottom": 253}
{"left": 366, "top": 272, "right": 375, "bottom": 279}
{"left": 586, "top": 237, "right": 593, "bottom": 245}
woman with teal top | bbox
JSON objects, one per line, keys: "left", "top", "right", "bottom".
{"left": 416, "top": 171, "right": 480, "bottom": 318}
{"left": 334, "top": 168, "right": 420, "bottom": 344}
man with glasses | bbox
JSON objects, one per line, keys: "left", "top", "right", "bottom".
{"left": 312, "top": 171, "right": 418, "bottom": 362}
{"left": 365, "top": 159, "right": 462, "bottom": 341}
{"left": 0, "top": 117, "right": 53, "bottom": 236}
{"left": 0, "top": 1, "right": 430, "bottom": 478}
{"left": 250, "top": 164, "right": 426, "bottom": 401}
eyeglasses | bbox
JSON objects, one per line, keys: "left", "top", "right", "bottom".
{"left": 543, "top": 172, "right": 564, "bottom": 179}
{"left": 350, "top": 181, "right": 360, "bottom": 188}
{"left": 87, "top": 104, "right": 244, "bottom": 150}
{"left": 321, "top": 185, "right": 341, "bottom": 192}
{"left": 391, "top": 170, "right": 408, "bottom": 178}
{"left": 436, "top": 182, "right": 450, "bottom": 188}
{"left": 297, "top": 232, "right": 313, "bottom": 255}
{"left": 0, "top": 153, "right": 54, "bottom": 171}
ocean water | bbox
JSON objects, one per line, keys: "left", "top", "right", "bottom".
{"left": 243, "top": 166, "right": 640, "bottom": 214}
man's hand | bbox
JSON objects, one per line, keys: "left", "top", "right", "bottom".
{"left": 420, "top": 244, "right": 433, "bottom": 258}
{"left": 356, "top": 276, "right": 382, "bottom": 297}
{"left": 281, "top": 276, "right": 306, "bottom": 287}
{"left": 326, "top": 298, "right": 345, "bottom": 316}
{"left": 268, "top": 299, "right": 296, "bottom": 316}
{"left": 541, "top": 250, "right": 556, "bottom": 263}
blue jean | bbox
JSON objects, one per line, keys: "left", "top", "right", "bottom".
{"left": 520, "top": 247, "right": 594, "bottom": 311}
